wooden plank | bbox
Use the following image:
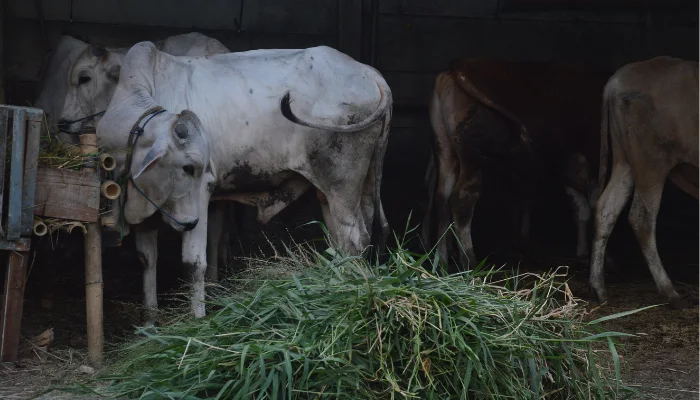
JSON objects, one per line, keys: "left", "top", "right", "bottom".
{"left": 0, "top": 0, "right": 5, "bottom": 104}
{"left": 0, "top": 251, "right": 29, "bottom": 362}
{"left": 0, "top": 108, "right": 7, "bottom": 237}
{"left": 338, "top": 0, "right": 363, "bottom": 61}
{"left": 0, "top": 237, "right": 31, "bottom": 252}
{"left": 21, "top": 118, "right": 41, "bottom": 235}
{"left": 72, "top": 0, "right": 241, "bottom": 31}
{"left": 375, "top": 15, "right": 559, "bottom": 73}
{"left": 375, "top": 14, "right": 659, "bottom": 74}
{"left": 35, "top": 167, "right": 101, "bottom": 187}
{"left": 383, "top": 71, "right": 435, "bottom": 108}
{"left": 378, "top": 0, "right": 647, "bottom": 23}
{"left": 254, "top": 0, "right": 339, "bottom": 35}
{"left": 6, "top": 0, "right": 71, "bottom": 21}
{"left": 7, "top": 109, "right": 25, "bottom": 240}
{"left": 250, "top": 33, "right": 337, "bottom": 51}
{"left": 379, "top": 0, "right": 498, "bottom": 17}
{"left": 32, "top": 167, "right": 101, "bottom": 222}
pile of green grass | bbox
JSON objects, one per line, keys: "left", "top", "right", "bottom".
{"left": 61, "top": 231, "right": 643, "bottom": 400}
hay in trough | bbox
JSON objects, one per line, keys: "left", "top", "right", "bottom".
{"left": 50, "top": 228, "right": 646, "bottom": 400}
{"left": 34, "top": 216, "right": 87, "bottom": 236}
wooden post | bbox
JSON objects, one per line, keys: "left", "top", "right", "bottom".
{"left": 0, "top": 0, "right": 5, "bottom": 104}
{"left": 338, "top": 0, "right": 363, "bottom": 61}
{"left": 0, "top": 251, "right": 28, "bottom": 361}
{"left": 79, "top": 133, "right": 104, "bottom": 366}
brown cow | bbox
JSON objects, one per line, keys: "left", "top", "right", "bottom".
{"left": 422, "top": 57, "right": 612, "bottom": 268}
{"left": 589, "top": 56, "right": 699, "bottom": 308}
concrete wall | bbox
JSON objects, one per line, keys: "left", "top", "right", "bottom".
{"left": 2, "top": 0, "right": 698, "bottom": 249}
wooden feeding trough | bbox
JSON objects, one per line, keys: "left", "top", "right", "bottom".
{"left": 0, "top": 104, "right": 116, "bottom": 365}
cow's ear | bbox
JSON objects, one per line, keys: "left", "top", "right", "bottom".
{"left": 107, "top": 64, "right": 121, "bottom": 83}
{"left": 134, "top": 136, "right": 168, "bottom": 179}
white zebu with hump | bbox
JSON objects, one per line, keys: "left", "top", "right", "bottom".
{"left": 35, "top": 33, "right": 232, "bottom": 326}
{"left": 97, "top": 42, "right": 392, "bottom": 319}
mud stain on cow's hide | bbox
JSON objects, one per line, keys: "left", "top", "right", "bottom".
{"left": 206, "top": 181, "right": 216, "bottom": 195}
{"left": 259, "top": 187, "right": 296, "bottom": 210}
{"left": 222, "top": 161, "right": 273, "bottom": 192}
{"left": 329, "top": 136, "right": 342, "bottom": 153}
{"left": 339, "top": 102, "right": 372, "bottom": 126}
{"left": 308, "top": 147, "right": 344, "bottom": 190}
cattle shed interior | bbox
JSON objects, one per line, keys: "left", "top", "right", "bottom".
{"left": 0, "top": 0, "right": 699, "bottom": 390}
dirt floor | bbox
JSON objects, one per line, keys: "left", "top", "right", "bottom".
{"left": 1, "top": 173, "right": 697, "bottom": 399}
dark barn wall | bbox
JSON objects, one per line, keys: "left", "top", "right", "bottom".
{"left": 2, "top": 0, "right": 698, "bottom": 265}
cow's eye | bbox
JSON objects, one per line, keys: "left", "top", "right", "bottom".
{"left": 78, "top": 76, "right": 91, "bottom": 85}
{"left": 183, "top": 165, "right": 195, "bottom": 176}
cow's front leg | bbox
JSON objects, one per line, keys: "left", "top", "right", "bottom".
{"left": 183, "top": 197, "right": 211, "bottom": 319}
{"left": 135, "top": 225, "right": 159, "bottom": 327}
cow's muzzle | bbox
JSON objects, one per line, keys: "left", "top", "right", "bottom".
{"left": 57, "top": 118, "right": 70, "bottom": 133}
{"left": 182, "top": 219, "right": 199, "bottom": 232}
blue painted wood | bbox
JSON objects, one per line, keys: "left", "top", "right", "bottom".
{"left": 0, "top": 237, "right": 31, "bottom": 252}
{"left": 21, "top": 117, "right": 41, "bottom": 235}
{"left": 0, "top": 108, "right": 8, "bottom": 238}
{"left": 6, "top": 109, "right": 26, "bottom": 241}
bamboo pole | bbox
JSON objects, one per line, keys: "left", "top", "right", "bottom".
{"left": 100, "top": 180, "right": 121, "bottom": 200}
{"left": 79, "top": 133, "right": 103, "bottom": 366}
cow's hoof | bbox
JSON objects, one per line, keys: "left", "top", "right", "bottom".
{"left": 580, "top": 288, "right": 598, "bottom": 302}
{"left": 669, "top": 296, "right": 699, "bottom": 310}
{"left": 139, "top": 323, "right": 158, "bottom": 335}
{"left": 586, "top": 285, "right": 608, "bottom": 304}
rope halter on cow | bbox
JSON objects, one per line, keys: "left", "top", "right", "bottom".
{"left": 117, "top": 106, "right": 191, "bottom": 237}
{"left": 57, "top": 110, "right": 107, "bottom": 134}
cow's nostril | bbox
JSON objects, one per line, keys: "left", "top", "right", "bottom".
{"left": 182, "top": 219, "right": 199, "bottom": 232}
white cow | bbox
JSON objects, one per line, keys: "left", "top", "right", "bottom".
{"left": 37, "top": 32, "right": 229, "bottom": 144}
{"left": 34, "top": 34, "right": 89, "bottom": 146}
{"left": 39, "top": 33, "right": 231, "bottom": 325}
{"left": 96, "top": 42, "right": 392, "bottom": 319}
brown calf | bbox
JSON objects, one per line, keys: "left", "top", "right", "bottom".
{"left": 422, "top": 57, "right": 611, "bottom": 268}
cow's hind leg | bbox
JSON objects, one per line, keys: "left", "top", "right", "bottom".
{"left": 135, "top": 227, "right": 159, "bottom": 327}
{"left": 320, "top": 187, "right": 370, "bottom": 256}
{"left": 360, "top": 153, "right": 389, "bottom": 259}
{"left": 628, "top": 181, "right": 689, "bottom": 308}
{"left": 430, "top": 150, "right": 459, "bottom": 268}
{"left": 589, "top": 163, "right": 634, "bottom": 302}
{"left": 449, "top": 164, "right": 482, "bottom": 269}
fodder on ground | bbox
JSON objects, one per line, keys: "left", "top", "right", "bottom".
{"left": 44, "top": 230, "right": 647, "bottom": 399}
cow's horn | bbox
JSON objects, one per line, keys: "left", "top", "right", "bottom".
{"left": 174, "top": 123, "right": 189, "bottom": 140}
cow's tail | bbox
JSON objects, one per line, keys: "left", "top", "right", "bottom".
{"left": 280, "top": 75, "right": 392, "bottom": 133}
{"left": 598, "top": 80, "right": 614, "bottom": 196}
{"left": 448, "top": 59, "right": 531, "bottom": 146}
